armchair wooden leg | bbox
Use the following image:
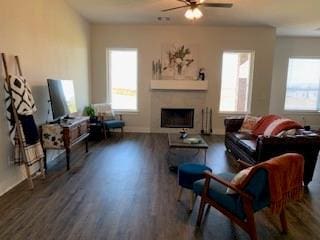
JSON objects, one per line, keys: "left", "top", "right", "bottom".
{"left": 189, "top": 191, "right": 195, "bottom": 212}
{"left": 280, "top": 209, "right": 288, "bottom": 233}
{"left": 246, "top": 214, "right": 258, "bottom": 240}
{"left": 196, "top": 197, "right": 206, "bottom": 226}
{"left": 102, "top": 125, "right": 107, "bottom": 139}
{"left": 243, "top": 200, "right": 257, "bottom": 240}
{"left": 205, "top": 204, "right": 211, "bottom": 213}
{"left": 248, "top": 224, "right": 258, "bottom": 240}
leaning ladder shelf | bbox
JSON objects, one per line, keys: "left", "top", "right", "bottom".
{"left": 1, "top": 53, "right": 45, "bottom": 189}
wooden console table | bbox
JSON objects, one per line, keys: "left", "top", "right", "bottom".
{"left": 41, "top": 116, "right": 90, "bottom": 171}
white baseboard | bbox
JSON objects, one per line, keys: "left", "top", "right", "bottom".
{"left": 0, "top": 162, "right": 41, "bottom": 197}
{"left": 213, "top": 128, "right": 225, "bottom": 135}
{"left": 123, "top": 126, "right": 151, "bottom": 133}
{"left": 122, "top": 126, "right": 225, "bottom": 135}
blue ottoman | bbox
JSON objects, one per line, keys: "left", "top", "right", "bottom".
{"left": 177, "top": 163, "right": 212, "bottom": 211}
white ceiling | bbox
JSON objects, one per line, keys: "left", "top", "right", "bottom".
{"left": 66, "top": 0, "right": 320, "bottom": 36}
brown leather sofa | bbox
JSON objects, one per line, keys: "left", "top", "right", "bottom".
{"left": 224, "top": 116, "right": 320, "bottom": 185}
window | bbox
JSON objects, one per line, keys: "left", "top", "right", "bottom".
{"left": 108, "top": 49, "right": 138, "bottom": 111}
{"left": 219, "top": 51, "right": 254, "bottom": 113}
{"left": 284, "top": 58, "right": 320, "bottom": 112}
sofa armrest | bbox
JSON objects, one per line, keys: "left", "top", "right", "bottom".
{"left": 256, "top": 135, "right": 320, "bottom": 162}
{"left": 224, "top": 117, "right": 244, "bottom": 133}
{"left": 258, "top": 135, "right": 320, "bottom": 145}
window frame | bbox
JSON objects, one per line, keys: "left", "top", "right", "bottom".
{"left": 283, "top": 56, "right": 320, "bottom": 114}
{"left": 106, "top": 48, "right": 139, "bottom": 113}
{"left": 218, "top": 50, "right": 255, "bottom": 115}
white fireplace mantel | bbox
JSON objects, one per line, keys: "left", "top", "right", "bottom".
{"left": 150, "top": 80, "right": 208, "bottom": 91}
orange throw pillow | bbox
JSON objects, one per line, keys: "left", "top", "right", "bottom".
{"left": 252, "top": 114, "right": 281, "bottom": 136}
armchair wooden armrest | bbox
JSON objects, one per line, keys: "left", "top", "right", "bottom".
{"left": 203, "top": 170, "right": 252, "bottom": 201}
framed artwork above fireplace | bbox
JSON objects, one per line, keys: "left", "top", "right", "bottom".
{"left": 161, "top": 43, "right": 198, "bottom": 80}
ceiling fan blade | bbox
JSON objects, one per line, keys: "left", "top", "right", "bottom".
{"left": 162, "top": 5, "right": 189, "bottom": 12}
{"left": 201, "top": 3, "right": 233, "bottom": 8}
{"left": 177, "top": 0, "right": 191, "bottom": 5}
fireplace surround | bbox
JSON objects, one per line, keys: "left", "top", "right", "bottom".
{"left": 161, "top": 108, "right": 194, "bottom": 128}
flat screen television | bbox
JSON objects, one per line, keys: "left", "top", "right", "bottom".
{"left": 47, "top": 79, "right": 77, "bottom": 121}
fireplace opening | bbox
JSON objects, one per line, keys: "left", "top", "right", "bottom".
{"left": 161, "top": 108, "right": 194, "bottom": 128}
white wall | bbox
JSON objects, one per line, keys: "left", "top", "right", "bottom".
{"left": 91, "top": 25, "right": 276, "bottom": 133}
{"left": 270, "top": 37, "right": 320, "bottom": 127}
{"left": 0, "top": 0, "right": 91, "bottom": 195}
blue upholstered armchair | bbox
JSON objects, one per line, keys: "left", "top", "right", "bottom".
{"left": 92, "top": 103, "right": 125, "bottom": 138}
{"left": 193, "top": 159, "right": 290, "bottom": 240}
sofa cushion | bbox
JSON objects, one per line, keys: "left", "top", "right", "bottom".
{"left": 226, "top": 132, "right": 255, "bottom": 144}
{"left": 238, "top": 139, "right": 257, "bottom": 156}
{"left": 103, "top": 120, "right": 125, "bottom": 129}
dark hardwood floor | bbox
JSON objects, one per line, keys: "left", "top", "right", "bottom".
{"left": 0, "top": 133, "right": 319, "bottom": 240}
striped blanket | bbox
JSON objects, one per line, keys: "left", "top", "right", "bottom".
{"left": 4, "top": 75, "right": 44, "bottom": 165}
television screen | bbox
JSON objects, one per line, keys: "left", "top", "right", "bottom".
{"left": 47, "top": 79, "right": 77, "bottom": 120}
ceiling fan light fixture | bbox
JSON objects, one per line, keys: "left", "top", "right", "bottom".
{"left": 193, "top": 7, "right": 203, "bottom": 19}
{"left": 184, "top": 7, "right": 203, "bottom": 20}
{"left": 184, "top": 8, "right": 194, "bottom": 19}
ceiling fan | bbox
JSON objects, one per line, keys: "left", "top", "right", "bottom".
{"left": 162, "top": 0, "right": 233, "bottom": 20}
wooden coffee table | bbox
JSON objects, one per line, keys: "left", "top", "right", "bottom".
{"left": 167, "top": 133, "right": 208, "bottom": 171}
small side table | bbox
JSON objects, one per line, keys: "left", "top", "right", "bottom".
{"left": 88, "top": 122, "right": 103, "bottom": 141}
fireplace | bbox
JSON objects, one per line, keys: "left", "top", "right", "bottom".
{"left": 161, "top": 108, "right": 194, "bottom": 128}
